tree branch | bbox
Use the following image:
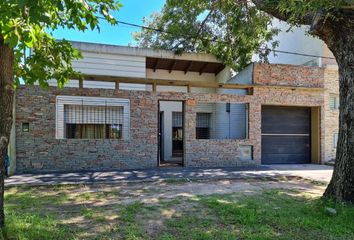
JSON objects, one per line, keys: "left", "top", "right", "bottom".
{"left": 250, "top": 0, "right": 314, "bottom": 25}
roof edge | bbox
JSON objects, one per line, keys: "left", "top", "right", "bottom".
{"left": 70, "top": 41, "right": 222, "bottom": 63}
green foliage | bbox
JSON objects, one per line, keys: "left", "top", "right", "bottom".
{"left": 276, "top": 0, "right": 351, "bottom": 25}
{"left": 0, "top": 0, "right": 121, "bottom": 87}
{"left": 133, "top": 0, "right": 352, "bottom": 71}
{"left": 200, "top": 190, "right": 354, "bottom": 239}
{"left": 133, "top": 0, "right": 278, "bottom": 71}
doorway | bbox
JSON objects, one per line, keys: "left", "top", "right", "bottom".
{"left": 261, "top": 106, "right": 311, "bottom": 164}
{"left": 158, "top": 100, "right": 184, "bottom": 167}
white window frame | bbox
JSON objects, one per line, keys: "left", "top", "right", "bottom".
{"left": 56, "top": 96, "right": 130, "bottom": 139}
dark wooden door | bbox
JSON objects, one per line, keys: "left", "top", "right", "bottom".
{"left": 261, "top": 106, "right": 310, "bottom": 164}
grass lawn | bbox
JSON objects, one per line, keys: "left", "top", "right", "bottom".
{"left": 2, "top": 179, "right": 354, "bottom": 240}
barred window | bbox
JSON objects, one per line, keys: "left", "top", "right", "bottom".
{"left": 196, "top": 113, "right": 211, "bottom": 139}
{"left": 64, "top": 105, "right": 124, "bottom": 139}
{"left": 56, "top": 96, "right": 130, "bottom": 139}
{"left": 172, "top": 112, "right": 183, "bottom": 157}
{"left": 330, "top": 95, "right": 339, "bottom": 110}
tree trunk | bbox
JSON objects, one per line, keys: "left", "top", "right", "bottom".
{"left": 0, "top": 36, "right": 15, "bottom": 228}
{"left": 321, "top": 21, "right": 354, "bottom": 203}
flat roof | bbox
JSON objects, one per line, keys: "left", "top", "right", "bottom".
{"left": 71, "top": 41, "right": 222, "bottom": 63}
{"left": 71, "top": 41, "right": 225, "bottom": 75}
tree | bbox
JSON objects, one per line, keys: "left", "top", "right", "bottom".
{"left": 134, "top": 0, "right": 354, "bottom": 203}
{"left": 0, "top": 0, "right": 121, "bottom": 228}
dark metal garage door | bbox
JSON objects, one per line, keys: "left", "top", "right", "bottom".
{"left": 261, "top": 106, "right": 310, "bottom": 164}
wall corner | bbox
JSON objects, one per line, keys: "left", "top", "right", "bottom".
{"left": 8, "top": 94, "right": 16, "bottom": 175}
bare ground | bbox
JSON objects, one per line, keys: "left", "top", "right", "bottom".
{"left": 6, "top": 176, "right": 330, "bottom": 239}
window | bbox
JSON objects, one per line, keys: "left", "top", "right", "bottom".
{"left": 172, "top": 112, "right": 183, "bottom": 156}
{"left": 66, "top": 124, "right": 123, "bottom": 139}
{"left": 195, "top": 103, "right": 248, "bottom": 140}
{"left": 56, "top": 96, "right": 130, "bottom": 139}
{"left": 64, "top": 105, "right": 124, "bottom": 139}
{"left": 334, "top": 133, "right": 338, "bottom": 148}
{"left": 330, "top": 95, "right": 339, "bottom": 110}
{"left": 22, "top": 123, "right": 29, "bottom": 132}
{"left": 196, "top": 113, "right": 211, "bottom": 139}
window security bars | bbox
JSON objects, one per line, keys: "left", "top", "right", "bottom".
{"left": 56, "top": 96, "right": 130, "bottom": 139}
{"left": 330, "top": 95, "right": 339, "bottom": 110}
{"left": 196, "top": 113, "right": 211, "bottom": 139}
{"left": 172, "top": 112, "right": 183, "bottom": 157}
{"left": 64, "top": 104, "right": 124, "bottom": 139}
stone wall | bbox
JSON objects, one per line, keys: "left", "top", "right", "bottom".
{"left": 253, "top": 63, "right": 325, "bottom": 87}
{"left": 323, "top": 67, "right": 339, "bottom": 162}
{"left": 14, "top": 63, "right": 326, "bottom": 173}
{"left": 16, "top": 87, "right": 158, "bottom": 172}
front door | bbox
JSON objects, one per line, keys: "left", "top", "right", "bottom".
{"left": 158, "top": 101, "right": 184, "bottom": 167}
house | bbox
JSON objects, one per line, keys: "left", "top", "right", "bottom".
{"left": 7, "top": 41, "right": 339, "bottom": 174}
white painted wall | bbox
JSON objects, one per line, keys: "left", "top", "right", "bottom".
{"left": 157, "top": 86, "right": 188, "bottom": 93}
{"left": 267, "top": 20, "right": 325, "bottom": 66}
{"left": 194, "top": 103, "right": 247, "bottom": 139}
{"left": 214, "top": 103, "right": 247, "bottom": 139}
{"left": 216, "top": 66, "right": 232, "bottom": 83}
{"left": 159, "top": 101, "right": 183, "bottom": 161}
{"left": 147, "top": 69, "right": 216, "bottom": 82}
{"left": 73, "top": 51, "right": 146, "bottom": 78}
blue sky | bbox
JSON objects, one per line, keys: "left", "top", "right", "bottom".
{"left": 53, "top": 0, "right": 165, "bottom": 46}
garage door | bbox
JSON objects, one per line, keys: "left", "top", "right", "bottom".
{"left": 261, "top": 106, "right": 310, "bottom": 164}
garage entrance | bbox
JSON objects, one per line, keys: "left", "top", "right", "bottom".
{"left": 261, "top": 106, "right": 311, "bottom": 164}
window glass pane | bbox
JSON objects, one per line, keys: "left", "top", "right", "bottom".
{"left": 66, "top": 124, "right": 105, "bottom": 139}
{"left": 106, "top": 124, "right": 123, "bottom": 139}
{"left": 64, "top": 104, "right": 125, "bottom": 139}
{"left": 334, "top": 133, "right": 338, "bottom": 148}
{"left": 172, "top": 112, "right": 183, "bottom": 127}
{"left": 329, "top": 97, "right": 336, "bottom": 110}
{"left": 330, "top": 95, "right": 339, "bottom": 110}
{"left": 195, "top": 103, "right": 248, "bottom": 140}
{"left": 196, "top": 113, "right": 211, "bottom": 139}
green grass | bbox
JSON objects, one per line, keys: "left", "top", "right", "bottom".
{"left": 2, "top": 184, "right": 354, "bottom": 239}
{"left": 198, "top": 190, "right": 354, "bottom": 240}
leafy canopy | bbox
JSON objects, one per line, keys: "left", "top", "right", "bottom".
{"left": 133, "top": 0, "right": 352, "bottom": 71}
{"left": 0, "top": 0, "right": 121, "bottom": 88}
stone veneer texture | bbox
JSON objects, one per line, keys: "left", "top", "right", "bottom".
{"left": 15, "top": 63, "right": 327, "bottom": 172}
{"left": 323, "top": 67, "right": 339, "bottom": 162}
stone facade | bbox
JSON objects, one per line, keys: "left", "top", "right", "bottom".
{"left": 14, "top": 63, "right": 329, "bottom": 173}
{"left": 253, "top": 63, "right": 325, "bottom": 87}
{"left": 323, "top": 67, "right": 340, "bottom": 162}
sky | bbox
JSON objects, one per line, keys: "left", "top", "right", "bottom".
{"left": 53, "top": 0, "right": 165, "bottom": 46}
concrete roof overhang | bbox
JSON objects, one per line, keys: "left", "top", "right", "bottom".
{"left": 71, "top": 41, "right": 226, "bottom": 75}
{"left": 146, "top": 57, "right": 225, "bottom": 75}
